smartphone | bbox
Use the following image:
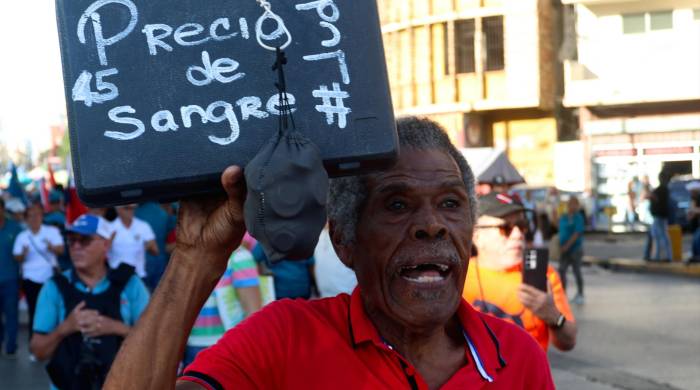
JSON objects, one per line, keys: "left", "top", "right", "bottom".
{"left": 522, "top": 248, "right": 549, "bottom": 292}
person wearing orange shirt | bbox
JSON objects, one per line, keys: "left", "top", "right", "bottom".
{"left": 464, "top": 192, "right": 577, "bottom": 352}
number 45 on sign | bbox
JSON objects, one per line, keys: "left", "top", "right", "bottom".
{"left": 72, "top": 68, "right": 119, "bottom": 108}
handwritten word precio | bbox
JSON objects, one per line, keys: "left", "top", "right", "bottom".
{"left": 77, "top": 0, "right": 250, "bottom": 65}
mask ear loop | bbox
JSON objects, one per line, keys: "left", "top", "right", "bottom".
{"left": 254, "top": 0, "right": 295, "bottom": 136}
{"left": 272, "top": 47, "right": 296, "bottom": 136}
{"left": 255, "top": 1, "right": 292, "bottom": 51}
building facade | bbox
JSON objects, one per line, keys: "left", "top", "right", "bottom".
{"left": 377, "top": 0, "right": 573, "bottom": 185}
{"left": 562, "top": 0, "right": 700, "bottom": 223}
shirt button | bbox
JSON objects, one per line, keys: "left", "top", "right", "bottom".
{"left": 404, "top": 365, "right": 415, "bottom": 376}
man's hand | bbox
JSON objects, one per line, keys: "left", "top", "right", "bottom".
{"left": 517, "top": 283, "right": 559, "bottom": 325}
{"left": 60, "top": 301, "right": 88, "bottom": 336}
{"left": 82, "top": 314, "right": 129, "bottom": 338}
{"left": 520, "top": 282, "right": 578, "bottom": 351}
{"left": 75, "top": 306, "right": 100, "bottom": 332}
{"left": 175, "top": 166, "right": 247, "bottom": 277}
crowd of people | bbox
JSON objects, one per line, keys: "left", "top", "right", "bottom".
{"left": 0, "top": 117, "right": 610, "bottom": 388}
{"left": 625, "top": 171, "right": 700, "bottom": 263}
{"left": 0, "top": 184, "right": 361, "bottom": 388}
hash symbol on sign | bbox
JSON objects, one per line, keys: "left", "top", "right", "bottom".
{"left": 312, "top": 83, "right": 351, "bottom": 129}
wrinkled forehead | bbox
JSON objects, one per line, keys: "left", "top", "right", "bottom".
{"left": 368, "top": 148, "right": 463, "bottom": 189}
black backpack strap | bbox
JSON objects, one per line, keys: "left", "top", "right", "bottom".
{"left": 108, "top": 263, "right": 135, "bottom": 290}
{"left": 52, "top": 272, "right": 83, "bottom": 312}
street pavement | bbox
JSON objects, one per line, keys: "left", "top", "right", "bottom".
{"left": 1, "top": 233, "right": 698, "bottom": 389}
{"left": 549, "top": 233, "right": 699, "bottom": 390}
{"left": 549, "top": 265, "right": 700, "bottom": 390}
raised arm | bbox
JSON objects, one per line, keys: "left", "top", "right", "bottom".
{"left": 104, "top": 166, "right": 247, "bottom": 390}
{"left": 145, "top": 239, "right": 160, "bottom": 257}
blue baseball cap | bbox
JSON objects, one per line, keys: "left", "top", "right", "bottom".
{"left": 67, "top": 214, "right": 111, "bottom": 239}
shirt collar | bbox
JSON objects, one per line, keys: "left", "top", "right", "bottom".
{"left": 348, "top": 287, "right": 506, "bottom": 376}
{"left": 457, "top": 298, "right": 507, "bottom": 375}
{"left": 67, "top": 269, "right": 110, "bottom": 293}
{"left": 348, "top": 287, "right": 380, "bottom": 347}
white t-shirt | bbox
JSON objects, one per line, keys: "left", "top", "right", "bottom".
{"left": 12, "top": 225, "right": 63, "bottom": 283}
{"left": 313, "top": 230, "right": 357, "bottom": 297}
{"left": 108, "top": 217, "right": 155, "bottom": 278}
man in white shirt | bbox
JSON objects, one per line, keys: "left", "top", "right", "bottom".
{"left": 12, "top": 203, "right": 64, "bottom": 340}
{"left": 313, "top": 226, "right": 356, "bottom": 297}
{"left": 108, "top": 205, "right": 159, "bottom": 279}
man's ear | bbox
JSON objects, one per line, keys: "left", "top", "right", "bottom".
{"left": 329, "top": 220, "right": 354, "bottom": 270}
{"left": 471, "top": 225, "right": 482, "bottom": 254}
{"left": 102, "top": 236, "right": 112, "bottom": 252}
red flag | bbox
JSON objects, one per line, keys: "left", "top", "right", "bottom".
{"left": 64, "top": 159, "right": 87, "bottom": 224}
{"left": 39, "top": 178, "right": 50, "bottom": 211}
{"left": 47, "top": 163, "right": 57, "bottom": 189}
{"left": 65, "top": 187, "right": 88, "bottom": 224}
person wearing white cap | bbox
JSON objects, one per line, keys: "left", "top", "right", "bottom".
{"left": 4, "top": 198, "right": 26, "bottom": 227}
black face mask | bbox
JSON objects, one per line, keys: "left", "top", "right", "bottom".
{"left": 244, "top": 131, "right": 328, "bottom": 262}
{"left": 243, "top": 48, "right": 328, "bottom": 262}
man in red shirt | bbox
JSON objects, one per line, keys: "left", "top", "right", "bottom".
{"left": 105, "top": 117, "right": 555, "bottom": 389}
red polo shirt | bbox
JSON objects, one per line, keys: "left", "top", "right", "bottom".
{"left": 181, "top": 289, "right": 554, "bottom": 389}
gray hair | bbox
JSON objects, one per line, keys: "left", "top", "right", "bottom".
{"left": 328, "top": 116, "right": 477, "bottom": 244}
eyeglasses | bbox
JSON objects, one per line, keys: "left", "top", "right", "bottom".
{"left": 66, "top": 234, "right": 95, "bottom": 248}
{"left": 476, "top": 219, "right": 529, "bottom": 237}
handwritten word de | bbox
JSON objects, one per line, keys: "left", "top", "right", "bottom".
{"left": 186, "top": 51, "right": 245, "bottom": 87}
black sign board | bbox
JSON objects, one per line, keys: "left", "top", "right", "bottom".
{"left": 55, "top": 0, "right": 397, "bottom": 206}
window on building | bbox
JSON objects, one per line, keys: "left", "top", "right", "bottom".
{"left": 622, "top": 13, "right": 645, "bottom": 34}
{"left": 454, "top": 19, "right": 475, "bottom": 74}
{"left": 483, "top": 16, "right": 505, "bottom": 71}
{"left": 649, "top": 10, "right": 673, "bottom": 30}
{"left": 623, "top": 10, "right": 674, "bottom": 34}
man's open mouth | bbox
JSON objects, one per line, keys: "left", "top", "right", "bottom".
{"left": 399, "top": 263, "right": 451, "bottom": 283}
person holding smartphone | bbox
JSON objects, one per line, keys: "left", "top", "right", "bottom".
{"left": 463, "top": 192, "right": 577, "bottom": 352}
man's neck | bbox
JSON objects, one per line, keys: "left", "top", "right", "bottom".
{"left": 475, "top": 254, "right": 517, "bottom": 271}
{"left": 121, "top": 217, "right": 133, "bottom": 228}
{"left": 30, "top": 225, "right": 41, "bottom": 234}
{"left": 365, "top": 304, "right": 466, "bottom": 389}
{"left": 75, "top": 265, "right": 108, "bottom": 289}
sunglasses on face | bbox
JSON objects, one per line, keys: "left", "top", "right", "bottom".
{"left": 476, "top": 219, "right": 529, "bottom": 237}
{"left": 66, "top": 234, "right": 95, "bottom": 248}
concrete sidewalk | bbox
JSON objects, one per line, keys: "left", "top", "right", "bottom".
{"left": 580, "top": 232, "right": 700, "bottom": 278}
